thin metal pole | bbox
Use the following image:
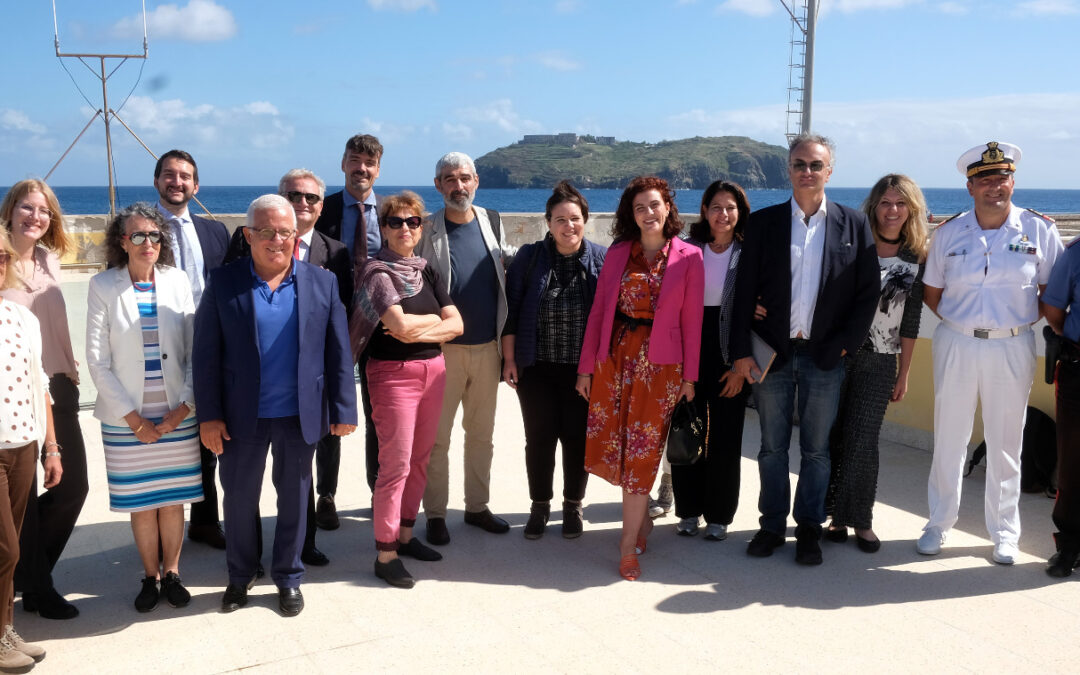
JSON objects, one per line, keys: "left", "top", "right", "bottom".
{"left": 44, "top": 112, "right": 101, "bottom": 181}
{"left": 99, "top": 57, "right": 117, "bottom": 217}
{"left": 801, "top": 0, "right": 817, "bottom": 135}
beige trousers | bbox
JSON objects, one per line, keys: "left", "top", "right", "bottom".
{"left": 423, "top": 341, "right": 501, "bottom": 519}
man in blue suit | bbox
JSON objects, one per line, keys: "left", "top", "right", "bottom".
{"left": 730, "top": 133, "right": 878, "bottom": 566}
{"left": 193, "top": 195, "right": 357, "bottom": 617}
{"left": 154, "top": 148, "right": 231, "bottom": 550}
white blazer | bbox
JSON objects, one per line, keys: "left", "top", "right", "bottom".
{"left": 86, "top": 265, "right": 196, "bottom": 425}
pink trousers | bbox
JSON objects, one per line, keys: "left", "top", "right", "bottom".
{"left": 367, "top": 355, "right": 447, "bottom": 550}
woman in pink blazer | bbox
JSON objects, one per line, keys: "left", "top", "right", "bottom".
{"left": 575, "top": 176, "right": 704, "bottom": 581}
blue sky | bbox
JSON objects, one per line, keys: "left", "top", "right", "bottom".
{"left": 2, "top": 0, "right": 1078, "bottom": 189}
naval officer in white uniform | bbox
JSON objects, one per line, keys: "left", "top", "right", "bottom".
{"left": 917, "top": 141, "right": 1063, "bottom": 565}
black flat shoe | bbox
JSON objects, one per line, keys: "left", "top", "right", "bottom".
{"left": 1046, "top": 550, "right": 1080, "bottom": 578}
{"left": 824, "top": 526, "right": 848, "bottom": 543}
{"left": 747, "top": 529, "right": 786, "bottom": 557}
{"left": 301, "top": 547, "right": 330, "bottom": 566}
{"left": 188, "top": 523, "right": 227, "bottom": 549}
{"left": 794, "top": 524, "right": 823, "bottom": 565}
{"left": 856, "top": 534, "right": 881, "bottom": 553}
{"left": 374, "top": 557, "right": 415, "bottom": 589}
{"left": 161, "top": 571, "right": 191, "bottom": 608}
{"left": 463, "top": 509, "right": 510, "bottom": 534}
{"left": 134, "top": 576, "right": 159, "bottom": 613}
{"left": 221, "top": 575, "right": 257, "bottom": 613}
{"left": 398, "top": 537, "right": 443, "bottom": 561}
{"left": 278, "top": 587, "right": 304, "bottom": 617}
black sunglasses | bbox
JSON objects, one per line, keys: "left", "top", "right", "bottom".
{"left": 385, "top": 216, "right": 422, "bottom": 229}
{"left": 285, "top": 191, "right": 321, "bottom": 205}
{"left": 125, "top": 231, "right": 165, "bottom": 246}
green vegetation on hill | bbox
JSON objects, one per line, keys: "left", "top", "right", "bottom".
{"left": 475, "top": 136, "right": 791, "bottom": 189}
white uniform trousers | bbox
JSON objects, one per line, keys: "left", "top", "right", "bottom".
{"left": 926, "top": 322, "right": 1035, "bottom": 545}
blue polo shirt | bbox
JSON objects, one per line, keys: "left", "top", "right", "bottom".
{"left": 1043, "top": 241, "right": 1080, "bottom": 343}
{"left": 250, "top": 259, "right": 300, "bottom": 418}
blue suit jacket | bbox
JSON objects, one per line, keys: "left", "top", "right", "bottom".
{"left": 191, "top": 214, "right": 229, "bottom": 276}
{"left": 192, "top": 258, "right": 358, "bottom": 445}
{"left": 729, "top": 198, "right": 879, "bottom": 371}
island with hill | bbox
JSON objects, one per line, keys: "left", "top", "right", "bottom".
{"left": 475, "top": 134, "right": 790, "bottom": 189}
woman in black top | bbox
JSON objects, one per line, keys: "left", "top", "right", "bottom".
{"left": 351, "top": 191, "right": 463, "bottom": 589}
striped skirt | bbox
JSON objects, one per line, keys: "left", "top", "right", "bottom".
{"left": 101, "top": 414, "right": 204, "bottom": 513}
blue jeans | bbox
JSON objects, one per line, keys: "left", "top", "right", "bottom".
{"left": 752, "top": 341, "right": 845, "bottom": 534}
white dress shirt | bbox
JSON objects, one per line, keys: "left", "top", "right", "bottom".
{"left": 789, "top": 197, "right": 827, "bottom": 338}
{"left": 157, "top": 202, "right": 207, "bottom": 307}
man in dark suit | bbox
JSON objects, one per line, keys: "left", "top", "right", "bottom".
{"left": 224, "top": 169, "right": 351, "bottom": 567}
{"left": 730, "top": 133, "right": 878, "bottom": 565}
{"left": 194, "top": 195, "right": 357, "bottom": 617}
{"left": 313, "top": 133, "right": 385, "bottom": 524}
{"left": 153, "top": 148, "right": 230, "bottom": 550}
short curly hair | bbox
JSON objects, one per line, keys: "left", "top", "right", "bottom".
{"left": 104, "top": 202, "right": 176, "bottom": 269}
{"left": 611, "top": 176, "right": 682, "bottom": 242}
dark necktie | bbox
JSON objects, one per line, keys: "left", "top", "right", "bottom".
{"left": 353, "top": 202, "right": 369, "bottom": 262}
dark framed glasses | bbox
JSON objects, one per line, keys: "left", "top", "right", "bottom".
{"left": 124, "top": 231, "right": 165, "bottom": 246}
{"left": 385, "top": 216, "right": 422, "bottom": 230}
{"left": 250, "top": 227, "right": 297, "bottom": 241}
{"left": 285, "top": 191, "right": 321, "bottom": 205}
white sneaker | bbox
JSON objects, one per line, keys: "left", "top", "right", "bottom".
{"left": 916, "top": 526, "right": 945, "bottom": 555}
{"left": 676, "top": 517, "right": 700, "bottom": 536}
{"left": 703, "top": 523, "right": 728, "bottom": 541}
{"left": 992, "top": 541, "right": 1018, "bottom": 565}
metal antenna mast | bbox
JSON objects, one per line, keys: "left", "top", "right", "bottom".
{"left": 780, "top": 0, "right": 819, "bottom": 142}
{"left": 46, "top": 1, "right": 148, "bottom": 217}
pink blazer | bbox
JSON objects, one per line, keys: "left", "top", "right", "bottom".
{"left": 577, "top": 238, "right": 704, "bottom": 381}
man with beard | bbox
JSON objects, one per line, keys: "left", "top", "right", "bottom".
{"left": 154, "top": 149, "right": 229, "bottom": 550}
{"left": 414, "top": 151, "right": 515, "bottom": 545}
{"left": 313, "top": 134, "right": 384, "bottom": 528}
{"left": 226, "top": 168, "right": 352, "bottom": 567}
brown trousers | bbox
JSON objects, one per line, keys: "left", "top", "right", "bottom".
{"left": 1, "top": 442, "right": 36, "bottom": 628}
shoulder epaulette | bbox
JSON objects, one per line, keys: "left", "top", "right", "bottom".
{"left": 1065, "top": 234, "right": 1080, "bottom": 248}
{"left": 1025, "top": 207, "right": 1056, "bottom": 224}
{"left": 935, "top": 212, "right": 962, "bottom": 228}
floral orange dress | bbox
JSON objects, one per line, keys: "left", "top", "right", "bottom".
{"left": 584, "top": 240, "right": 683, "bottom": 494}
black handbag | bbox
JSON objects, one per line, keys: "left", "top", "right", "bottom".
{"left": 666, "top": 397, "right": 706, "bottom": 465}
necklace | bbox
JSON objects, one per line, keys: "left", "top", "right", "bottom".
{"left": 708, "top": 240, "right": 733, "bottom": 254}
{"left": 878, "top": 234, "right": 901, "bottom": 245}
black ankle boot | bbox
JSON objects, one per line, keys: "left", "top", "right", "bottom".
{"left": 524, "top": 501, "right": 550, "bottom": 539}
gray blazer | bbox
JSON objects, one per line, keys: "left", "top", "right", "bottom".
{"left": 689, "top": 237, "right": 742, "bottom": 364}
{"left": 414, "top": 206, "right": 515, "bottom": 355}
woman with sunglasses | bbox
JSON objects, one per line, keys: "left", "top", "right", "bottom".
{"left": 86, "top": 202, "right": 203, "bottom": 612}
{"left": 0, "top": 227, "right": 61, "bottom": 670}
{"left": 0, "top": 180, "right": 87, "bottom": 621}
{"left": 502, "top": 181, "right": 606, "bottom": 540}
{"left": 351, "top": 191, "right": 463, "bottom": 588}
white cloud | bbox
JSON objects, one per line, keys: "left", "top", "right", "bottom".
{"left": 112, "top": 0, "right": 237, "bottom": 42}
{"left": 535, "top": 52, "right": 581, "bottom": 71}
{"left": 829, "top": 0, "right": 922, "bottom": 11}
{"left": 665, "top": 93, "right": 1080, "bottom": 187}
{"left": 355, "top": 117, "right": 416, "bottom": 143}
{"left": 936, "top": 2, "right": 969, "bottom": 14}
{"left": 367, "top": 0, "right": 438, "bottom": 11}
{"left": 118, "top": 95, "right": 293, "bottom": 149}
{"left": 1015, "top": 0, "right": 1079, "bottom": 15}
{"left": 442, "top": 122, "right": 473, "bottom": 142}
{"left": 554, "top": 0, "right": 582, "bottom": 12}
{"left": 455, "top": 99, "right": 542, "bottom": 134}
{"left": 716, "top": 0, "right": 775, "bottom": 17}
{"left": 0, "top": 109, "right": 47, "bottom": 135}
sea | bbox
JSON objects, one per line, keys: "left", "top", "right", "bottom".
{"left": 14, "top": 185, "right": 1080, "bottom": 217}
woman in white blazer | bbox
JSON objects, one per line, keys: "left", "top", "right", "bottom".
{"left": 86, "top": 203, "right": 202, "bottom": 613}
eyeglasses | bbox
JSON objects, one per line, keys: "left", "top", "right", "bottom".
{"left": 385, "top": 216, "right": 422, "bottom": 230}
{"left": 124, "top": 231, "right": 164, "bottom": 246}
{"left": 18, "top": 203, "right": 52, "bottom": 220}
{"left": 284, "top": 191, "right": 321, "bottom": 205}
{"left": 790, "top": 160, "right": 827, "bottom": 173}
{"left": 250, "top": 227, "right": 297, "bottom": 241}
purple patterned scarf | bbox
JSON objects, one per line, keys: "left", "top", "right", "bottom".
{"left": 349, "top": 246, "right": 427, "bottom": 360}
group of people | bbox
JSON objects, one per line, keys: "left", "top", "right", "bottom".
{"left": 1, "top": 131, "right": 1078, "bottom": 669}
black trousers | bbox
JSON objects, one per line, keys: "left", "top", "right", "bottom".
{"left": 671, "top": 383, "right": 749, "bottom": 525}
{"left": 1054, "top": 361, "right": 1080, "bottom": 552}
{"left": 189, "top": 443, "right": 220, "bottom": 527}
{"left": 516, "top": 362, "right": 588, "bottom": 503}
{"left": 15, "top": 374, "right": 89, "bottom": 595}
{"left": 357, "top": 352, "right": 380, "bottom": 493}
